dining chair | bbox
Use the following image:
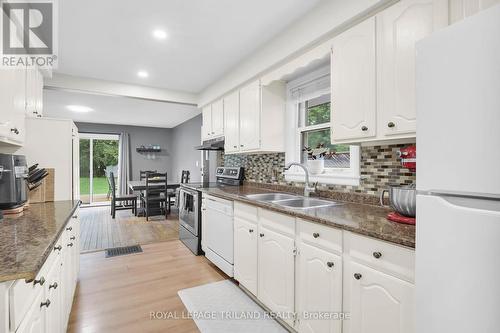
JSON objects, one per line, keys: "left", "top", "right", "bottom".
{"left": 167, "top": 170, "right": 190, "bottom": 213}
{"left": 110, "top": 172, "right": 137, "bottom": 218}
{"left": 140, "top": 170, "right": 157, "bottom": 180}
{"left": 141, "top": 172, "right": 167, "bottom": 221}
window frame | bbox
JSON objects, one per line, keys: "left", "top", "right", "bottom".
{"left": 284, "top": 66, "right": 360, "bottom": 186}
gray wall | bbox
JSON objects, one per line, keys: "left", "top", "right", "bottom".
{"left": 170, "top": 114, "right": 202, "bottom": 182}
{"left": 75, "top": 122, "right": 174, "bottom": 181}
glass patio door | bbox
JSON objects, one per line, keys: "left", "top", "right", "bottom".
{"left": 79, "top": 133, "right": 120, "bottom": 205}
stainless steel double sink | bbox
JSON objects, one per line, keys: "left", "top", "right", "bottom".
{"left": 245, "top": 193, "right": 342, "bottom": 210}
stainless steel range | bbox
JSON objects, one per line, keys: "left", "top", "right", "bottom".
{"left": 178, "top": 167, "right": 244, "bottom": 255}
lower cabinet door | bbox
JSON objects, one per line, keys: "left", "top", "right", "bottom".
{"left": 344, "top": 261, "right": 415, "bottom": 333}
{"left": 297, "top": 243, "right": 342, "bottom": 333}
{"left": 45, "top": 255, "right": 62, "bottom": 333}
{"left": 258, "top": 226, "right": 295, "bottom": 326}
{"left": 233, "top": 217, "right": 258, "bottom": 295}
{"left": 16, "top": 288, "right": 45, "bottom": 333}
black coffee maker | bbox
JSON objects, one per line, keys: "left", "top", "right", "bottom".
{"left": 0, "top": 154, "right": 28, "bottom": 209}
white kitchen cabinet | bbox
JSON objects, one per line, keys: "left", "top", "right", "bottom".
{"left": 258, "top": 225, "right": 295, "bottom": 326}
{"left": 201, "top": 105, "right": 212, "bottom": 140}
{"left": 377, "top": 0, "right": 448, "bottom": 137}
{"left": 343, "top": 260, "right": 415, "bottom": 333}
{"left": 223, "top": 91, "right": 240, "bottom": 153}
{"left": 201, "top": 99, "right": 224, "bottom": 140}
{"left": 234, "top": 217, "right": 258, "bottom": 295}
{"left": 239, "top": 80, "right": 261, "bottom": 151}
{"left": 44, "top": 255, "right": 62, "bottom": 333}
{"left": 225, "top": 80, "right": 286, "bottom": 154}
{"left": 211, "top": 99, "right": 224, "bottom": 137}
{"left": 26, "top": 68, "right": 44, "bottom": 118}
{"left": 0, "top": 68, "right": 26, "bottom": 145}
{"left": 15, "top": 288, "right": 45, "bottom": 333}
{"left": 331, "top": 17, "right": 376, "bottom": 142}
{"left": 449, "top": 0, "right": 500, "bottom": 23}
{"left": 296, "top": 242, "right": 342, "bottom": 333}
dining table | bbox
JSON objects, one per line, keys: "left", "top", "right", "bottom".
{"left": 128, "top": 180, "right": 180, "bottom": 217}
{"left": 128, "top": 180, "right": 180, "bottom": 192}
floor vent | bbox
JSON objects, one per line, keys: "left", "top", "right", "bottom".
{"left": 105, "top": 245, "right": 143, "bottom": 258}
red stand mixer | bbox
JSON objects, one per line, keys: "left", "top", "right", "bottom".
{"left": 380, "top": 145, "right": 417, "bottom": 225}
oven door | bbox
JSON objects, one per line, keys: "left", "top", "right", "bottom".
{"left": 179, "top": 188, "right": 199, "bottom": 236}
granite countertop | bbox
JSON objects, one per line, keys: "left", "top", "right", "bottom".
{"left": 0, "top": 201, "right": 80, "bottom": 283}
{"left": 200, "top": 186, "right": 415, "bottom": 248}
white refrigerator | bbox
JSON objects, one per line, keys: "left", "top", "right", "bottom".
{"left": 416, "top": 5, "right": 500, "bottom": 333}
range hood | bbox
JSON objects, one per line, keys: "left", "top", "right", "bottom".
{"left": 195, "top": 138, "right": 225, "bottom": 151}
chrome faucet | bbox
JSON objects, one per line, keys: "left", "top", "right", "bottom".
{"left": 284, "top": 162, "right": 317, "bottom": 197}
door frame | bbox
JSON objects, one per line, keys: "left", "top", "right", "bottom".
{"left": 79, "top": 133, "right": 120, "bottom": 206}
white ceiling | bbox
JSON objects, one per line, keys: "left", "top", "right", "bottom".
{"left": 43, "top": 89, "right": 200, "bottom": 128}
{"left": 56, "top": 0, "right": 322, "bottom": 93}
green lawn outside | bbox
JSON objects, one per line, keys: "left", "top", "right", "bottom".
{"left": 80, "top": 177, "right": 110, "bottom": 195}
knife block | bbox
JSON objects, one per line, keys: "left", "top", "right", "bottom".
{"left": 28, "top": 168, "right": 55, "bottom": 203}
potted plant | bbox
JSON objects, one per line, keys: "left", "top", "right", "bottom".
{"left": 302, "top": 143, "right": 329, "bottom": 175}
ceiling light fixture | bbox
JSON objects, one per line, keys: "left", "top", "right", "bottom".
{"left": 66, "top": 105, "right": 94, "bottom": 113}
{"left": 152, "top": 29, "right": 168, "bottom": 40}
{"left": 137, "top": 70, "right": 149, "bottom": 78}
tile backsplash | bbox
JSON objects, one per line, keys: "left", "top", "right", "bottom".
{"left": 220, "top": 142, "right": 416, "bottom": 198}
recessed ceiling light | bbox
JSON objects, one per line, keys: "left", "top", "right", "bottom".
{"left": 152, "top": 29, "right": 168, "bottom": 40}
{"left": 137, "top": 70, "right": 149, "bottom": 78}
{"left": 66, "top": 105, "right": 94, "bottom": 113}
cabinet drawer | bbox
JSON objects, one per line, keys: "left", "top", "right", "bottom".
{"left": 258, "top": 208, "right": 295, "bottom": 237}
{"left": 9, "top": 244, "right": 58, "bottom": 331}
{"left": 234, "top": 202, "right": 258, "bottom": 224}
{"left": 345, "top": 232, "right": 415, "bottom": 282}
{"left": 298, "top": 219, "right": 342, "bottom": 255}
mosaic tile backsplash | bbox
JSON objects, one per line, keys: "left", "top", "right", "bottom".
{"left": 220, "top": 142, "right": 416, "bottom": 197}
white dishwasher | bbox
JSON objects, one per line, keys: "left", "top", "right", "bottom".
{"left": 204, "top": 195, "right": 234, "bottom": 277}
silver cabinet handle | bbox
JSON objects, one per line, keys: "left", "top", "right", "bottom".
{"left": 40, "top": 299, "right": 51, "bottom": 308}
{"left": 66, "top": 227, "right": 72, "bottom": 231}
{"left": 354, "top": 273, "right": 362, "bottom": 280}
{"left": 373, "top": 252, "right": 382, "bottom": 259}
{"left": 361, "top": 126, "right": 368, "bottom": 132}
{"left": 259, "top": 233, "right": 264, "bottom": 237}
{"left": 249, "top": 229, "right": 254, "bottom": 233}
{"left": 313, "top": 232, "right": 320, "bottom": 238}
{"left": 67, "top": 243, "right": 74, "bottom": 247}
{"left": 72, "top": 215, "right": 78, "bottom": 219}
{"left": 387, "top": 122, "right": 395, "bottom": 128}
{"left": 54, "top": 245, "right": 62, "bottom": 252}
{"left": 327, "top": 262, "right": 334, "bottom": 268}
{"left": 49, "top": 282, "right": 58, "bottom": 290}
{"left": 70, "top": 236, "right": 76, "bottom": 240}
{"left": 10, "top": 128, "right": 19, "bottom": 135}
{"left": 34, "top": 277, "right": 45, "bottom": 286}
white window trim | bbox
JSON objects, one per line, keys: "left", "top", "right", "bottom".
{"left": 284, "top": 66, "right": 360, "bottom": 186}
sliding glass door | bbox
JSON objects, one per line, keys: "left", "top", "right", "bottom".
{"left": 79, "top": 133, "right": 120, "bottom": 205}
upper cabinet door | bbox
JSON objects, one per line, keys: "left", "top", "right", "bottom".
{"left": 211, "top": 99, "right": 224, "bottom": 137}
{"left": 239, "top": 80, "right": 261, "bottom": 151}
{"left": 201, "top": 105, "right": 212, "bottom": 140}
{"left": 331, "top": 17, "right": 376, "bottom": 142}
{"left": 223, "top": 91, "right": 240, "bottom": 153}
{"left": 449, "top": 0, "right": 500, "bottom": 23}
{"left": 377, "top": 0, "right": 448, "bottom": 136}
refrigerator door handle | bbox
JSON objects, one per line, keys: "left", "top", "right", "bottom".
{"left": 427, "top": 194, "right": 500, "bottom": 214}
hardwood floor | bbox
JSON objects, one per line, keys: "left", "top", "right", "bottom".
{"left": 68, "top": 241, "right": 227, "bottom": 333}
{"left": 80, "top": 206, "right": 179, "bottom": 253}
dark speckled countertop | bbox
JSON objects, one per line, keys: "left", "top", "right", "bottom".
{"left": 0, "top": 201, "right": 80, "bottom": 283}
{"left": 194, "top": 185, "right": 415, "bottom": 248}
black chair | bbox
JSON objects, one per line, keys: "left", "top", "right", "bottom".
{"left": 141, "top": 172, "right": 167, "bottom": 221}
{"left": 140, "top": 170, "right": 157, "bottom": 180}
{"left": 110, "top": 172, "right": 137, "bottom": 218}
{"left": 167, "top": 170, "right": 190, "bottom": 213}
